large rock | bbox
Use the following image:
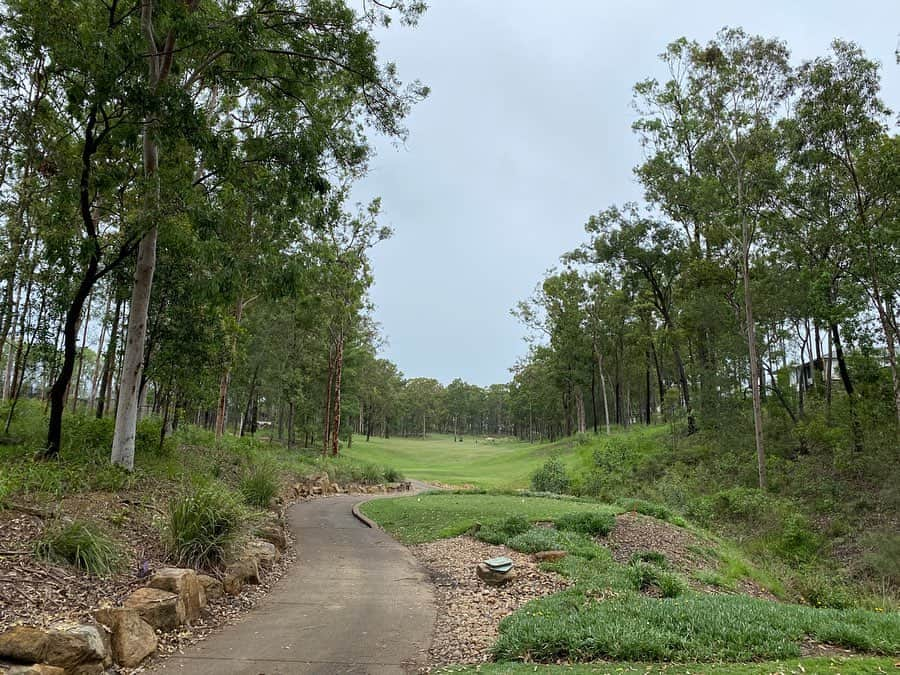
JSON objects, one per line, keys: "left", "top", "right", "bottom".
{"left": 197, "top": 574, "right": 224, "bottom": 601}
{"left": 254, "top": 525, "right": 286, "bottom": 552}
{"left": 93, "top": 607, "right": 157, "bottom": 668}
{"left": 223, "top": 557, "right": 259, "bottom": 596}
{"left": 475, "top": 562, "right": 517, "bottom": 586}
{"left": 147, "top": 567, "right": 205, "bottom": 618}
{"left": 243, "top": 539, "right": 279, "bottom": 568}
{"left": 533, "top": 550, "right": 568, "bottom": 562}
{"left": 124, "top": 587, "right": 185, "bottom": 631}
{"left": 0, "top": 625, "right": 106, "bottom": 670}
{"left": 4, "top": 665, "right": 66, "bottom": 675}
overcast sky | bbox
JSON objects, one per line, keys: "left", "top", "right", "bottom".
{"left": 351, "top": 0, "right": 900, "bottom": 387}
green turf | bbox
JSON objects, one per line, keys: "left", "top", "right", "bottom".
{"left": 438, "top": 656, "right": 899, "bottom": 674}
{"left": 358, "top": 492, "right": 619, "bottom": 543}
{"left": 343, "top": 433, "right": 589, "bottom": 489}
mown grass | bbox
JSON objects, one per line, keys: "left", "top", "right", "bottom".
{"left": 358, "top": 492, "right": 620, "bottom": 544}
{"left": 439, "top": 656, "right": 900, "bottom": 674}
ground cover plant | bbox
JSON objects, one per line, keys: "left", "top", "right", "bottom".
{"left": 364, "top": 491, "right": 900, "bottom": 667}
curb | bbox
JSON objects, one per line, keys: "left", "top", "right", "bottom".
{"left": 351, "top": 498, "right": 380, "bottom": 529}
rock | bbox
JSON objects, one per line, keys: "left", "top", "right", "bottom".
{"left": 197, "top": 574, "right": 224, "bottom": 601}
{"left": 243, "top": 539, "right": 279, "bottom": 568}
{"left": 475, "top": 562, "right": 517, "bottom": 586}
{"left": 533, "top": 550, "right": 568, "bottom": 562}
{"left": 255, "top": 525, "right": 287, "bottom": 551}
{"left": 223, "top": 556, "right": 259, "bottom": 595}
{"left": 147, "top": 567, "right": 205, "bottom": 619}
{"left": 124, "top": 587, "right": 186, "bottom": 631}
{"left": 5, "top": 665, "right": 66, "bottom": 675}
{"left": 0, "top": 625, "right": 106, "bottom": 670}
{"left": 93, "top": 608, "right": 157, "bottom": 668}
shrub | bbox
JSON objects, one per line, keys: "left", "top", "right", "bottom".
{"left": 776, "top": 513, "right": 823, "bottom": 563}
{"left": 240, "top": 464, "right": 280, "bottom": 508}
{"left": 507, "top": 527, "right": 561, "bottom": 553}
{"left": 554, "top": 511, "right": 615, "bottom": 536}
{"left": 574, "top": 432, "right": 591, "bottom": 446}
{"left": 531, "top": 457, "right": 570, "bottom": 494}
{"left": 164, "top": 484, "right": 243, "bottom": 568}
{"left": 34, "top": 520, "right": 124, "bottom": 576}
{"left": 383, "top": 466, "right": 403, "bottom": 483}
{"left": 790, "top": 568, "right": 855, "bottom": 609}
{"left": 626, "top": 560, "right": 687, "bottom": 598}
{"left": 360, "top": 462, "right": 384, "bottom": 485}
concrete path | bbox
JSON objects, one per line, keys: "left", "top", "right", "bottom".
{"left": 149, "top": 494, "right": 435, "bottom": 674}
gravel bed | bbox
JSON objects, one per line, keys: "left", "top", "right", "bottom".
{"left": 410, "top": 535, "right": 570, "bottom": 667}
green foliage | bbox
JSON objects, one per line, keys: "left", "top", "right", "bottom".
{"left": 493, "top": 592, "right": 900, "bottom": 662}
{"left": 506, "top": 527, "right": 604, "bottom": 559}
{"left": 382, "top": 466, "right": 404, "bottom": 482}
{"left": 476, "top": 514, "right": 532, "bottom": 545}
{"left": 616, "top": 498, "right": 675, "bottom": 522}
{"left": 531, "top": 457, "right": 571, "bottom": 494}
{"left": 554, "top": 511, "right": 615, "bottom": 536}
{"left": 626, "top": 560, "right": 687, "bottom": 598}
{"left": 240, "top": 463, "right": 280, "bottom": 508}
{"left": 34, "top": 520, "right": 124, "bottom": 576}
{"left": 163, "top": 484, "right": 244, "bottom": 568}
{"left": 630, "top": 550, "right": 669, "bottom": 568}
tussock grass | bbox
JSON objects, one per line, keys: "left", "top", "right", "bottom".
{"left": 34, "top": 519, "right": 124, "bottom": 575}
{"left": 240, "top": 463, "right": 280, "bottom": 508}
{"left": 163, "top": 484, "right": 244, "bottom": 568}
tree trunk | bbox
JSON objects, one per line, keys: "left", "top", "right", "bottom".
{"left": 742, "top": 227, "right": 766, "bottom": 490}
{"left": 96, "top": 298, "right": 121, "bottom": 418}
{"left": 594, "top": 345, "right": 611, "bottom": 435}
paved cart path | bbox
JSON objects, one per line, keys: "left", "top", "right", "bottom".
{"left": 149, "top": 492, "right": 435, "bottom": 674}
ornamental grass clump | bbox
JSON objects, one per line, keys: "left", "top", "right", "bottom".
{"left": 164, "top": 484, "right": 244, "bottom": 568}
{"left": 34, "top": 519, "right": 124, "bottom": 576}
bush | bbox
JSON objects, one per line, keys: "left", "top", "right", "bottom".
{"left": 240, "top": 464, "right": 280, "bottom": 508}
{"left": 164, "top": 484, "right": 244, "bottom": 568}
{"left": 626, "top": 560, "right": 686, "bottom": 598}
{"left": 616, "top": 498, "right": 673, "bottom": 522}
{"left": 34, "top": 520, "right": 124, "bottom": 576}
{"left": 554, "top": 511, "right": 615, "bottom": 536}
{"left": 383, "top": 466, "right": 403, "bottom": 483}
{"left": 507, "top": 527, "right": 561, "bottom": 553}
{"left": 531, "top": 457, "right": 570, "bottom": 494}
{"left": 776, "top": 513, "right": 823, "bottom": 563}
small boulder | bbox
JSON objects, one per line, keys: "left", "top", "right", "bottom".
{"left": 197, "top": 574, "right": 224, "bottom": 601}
{"left": 533, "top": 550, "right": 568, "bottom": 562}
{"left": 93, "top": 607, "right": 157, "bottom": 668}
{"left": 0, "top": 625, "right": 106, "bottom": 671}
{"left": 223, "top": 556, "right": 259, "bottom": 595}
{"left": 475, "top": 562, "right": 517, "bottom": 586}
{"left": 147, "top": 567, "right": 205, "bottom": 619}
{"left": 243, "top": 539, "right": 279, "bottom": 568}
{"left": 254, "top": 525, "right": 286, "bottom": 552}
{"left": 124, "top": 587, "right": 186, "bottom": 631}
{"left": 5, "top": 665, "right": 66, "bottom": 675}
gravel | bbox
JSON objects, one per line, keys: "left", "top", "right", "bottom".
{"left": 410, "top": 535, "right": 570, "bottom": 667}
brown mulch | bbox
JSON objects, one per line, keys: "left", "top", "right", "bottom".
{"left": 409, "top": 536, "right": 570, "bottom": 667}
{"left": 606, "top": 512, "right": 775, "bottom": 599}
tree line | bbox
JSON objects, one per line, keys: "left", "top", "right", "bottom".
{"left": 509, "top": 30, "right": 898, "bottom": 488}
{"left": 0, "top": 0, "right": 427, "bottom": 468}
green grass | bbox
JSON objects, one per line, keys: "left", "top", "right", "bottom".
{"left": 34, "top": 519, "right": 124, "bottom": 575}
{"left": 438, "top": 656, "right": 899, "bottom": 674}
{"left": 493, "top": 592, "right": 900, "bottom": 661}
{"left": 359, "top": 492, "right": 620, "bottom": 544}
{"left": 343, "top": 433, "right": 600, "bottom": 489}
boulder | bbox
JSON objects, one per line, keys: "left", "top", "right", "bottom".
{"left": 243, "top": 539, "right": 279, "bottom": 568}
{"left": 0, "top": 625, "right": 107, "bottom": 670}
{"left": 5, "top": 665, "right": 66, "bottom": 675}
{"left": 533, "top": 550, "right": 568, "bottom": 563}
{"left": 93, "top": 607, "right": 157, "bottom": 668}
{"left": 254, "top": 525, "right": 286, "bottom": 552}
{"left": 124, "top": 587, "right": 186, "bottom": 631}
{"left": 223, "top": 557, "right": 259, "bottom": 596}
{"left": 475, "top": 562, "right": 517, "bottom": 586}
{"left": 197, "top": 574, "right": 224, "bottom": 601}
{"left": 147, "top": 567, "right": 205, "bottom": 618}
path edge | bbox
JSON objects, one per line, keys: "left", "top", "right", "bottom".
{"left": 351, "top": 497, "right": 380, "bottom": 529}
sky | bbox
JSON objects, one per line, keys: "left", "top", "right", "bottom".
{"left": 351, "top": 0, "right": 900, "bottom": 387}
